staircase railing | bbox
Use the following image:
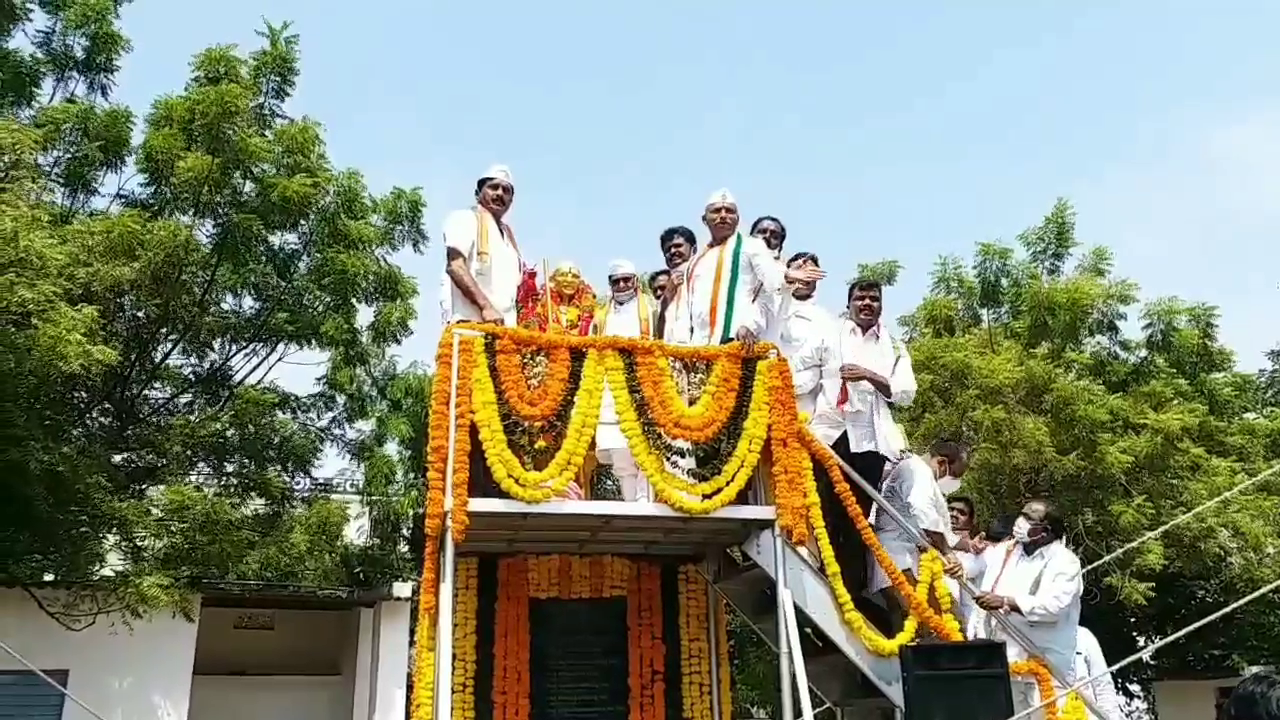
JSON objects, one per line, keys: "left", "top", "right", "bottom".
{"left": 781, "top": 587, "right": 818, "bottom": 720}
{"left": 822, "top": 450, "right": 1109, "bottom": 720}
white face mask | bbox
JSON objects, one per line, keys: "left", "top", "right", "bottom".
{"left": 937, "top": 475, "right": 961, "bottom": 495}
{"left": 613, "top": 289, "right": 637, "bottom": 304}
{"left": 1011, "top": 516, "right": 1033, "bottom": 544}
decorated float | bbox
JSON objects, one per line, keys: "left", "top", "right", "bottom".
{"left": 410, "top": 322, "right": 1087, "bottom": 720}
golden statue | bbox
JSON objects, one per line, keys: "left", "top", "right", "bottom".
{"left": 517, "top": 261, "right": 597, "bottom": 335}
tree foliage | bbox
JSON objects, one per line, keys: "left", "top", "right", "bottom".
{"left": 898, "top": 198, "right": 1280, "bottom": 682}
{"left": 1, "top": 0, "right": 428, "bottom": 624}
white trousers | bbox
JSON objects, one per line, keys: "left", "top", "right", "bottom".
{"left": 1012, "top": 678, "right": 1066, "bottom": 720}
{"left": 597, "top": 447, "right": 650, "bottom": 502}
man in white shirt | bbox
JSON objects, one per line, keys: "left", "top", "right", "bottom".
{"left": 774, "top": 252, "right": 835, "bottom": 417}
{"left": 442, "top": 165, "right": 523, "bottom": 326}
{"left": 946, "top": 495, "right": 982, "bottom": 626}
{"left": 592, "top": 260, "right": 657, "bottom": 502}
{"left": 662, "top": 189, "right": 823, "bottom": 347}
{"left": 809, "top": 277, "right": 916, "bottom": 594}
{"left": 968, "top": 499, "right": 1083, "bottom": 719}
{"left": 654, "top": 226, "right": 696, "bottom": 340}
{"left": 869, "top": 440, "right": 967, "bottom": 633}
{"left": 1074, "top": 625, "right": 1122, "bottom": 720}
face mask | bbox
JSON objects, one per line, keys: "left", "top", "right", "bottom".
{"left": 937, "top": 475, "right": 961, "bottom": 495}
{"left": 613, "top": 289, "right": 637, "bottom": 304}
{"left": 1011, "top": 516, "right": 1032, "bottom": 544}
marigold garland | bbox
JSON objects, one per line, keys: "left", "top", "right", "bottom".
{"left": 452, "top": 558, "right": 479, "bottom": 720}
{"left": 678, "top": 565, "right": 715, "bottom": 720}
{"left": 1010, "top": 660, "right": 1089, "bottom": 720}
{"left": 605, "top": 350, "right": 773, "bottom": 513}
{"left": 495, "top": 556, "right": 532, "bottom": 720}
{"left": 629, "top": 561, "right": 666, "bottom": 720}
{"left": 492, "top": 335, "right": 573, "bottom": 422}
{"left": 765, "top": 360, "right": 814, "bottom": 546}
{"left": 714, "top": 597, "right": 732, "bottom": 720}
{"left": 472, "top": 341, "right": 603, "bottom": 500}
{"left": 631, "top": 351, "right": 742, "bottom": 443}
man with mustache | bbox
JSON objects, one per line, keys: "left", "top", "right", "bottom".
{"left": 442, "top": 165, "right": 523, "bottom": 326}
{"left": 655, "top": 226, "right": 696, "bottom": 340}
{"left": 663, "top": 189, "right": 823, "bottom": 347}
{"left": 808, "top": 277, "right": 916, "bottom": 595}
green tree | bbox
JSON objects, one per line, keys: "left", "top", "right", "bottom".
{"left": 899, "top": 198, "right": 1280, "bottom": 683}
{"left": 1, "top": 1, "right": 428, "bottom": 625}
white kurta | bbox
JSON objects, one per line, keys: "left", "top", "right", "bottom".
{"left": 810, "top": 318, "right": 915, "bottom": 452}
{"left": 868, "top": 455, "right": 956, "bottom": 594}
{"left": 968, "top": 539, "right": 1083, "bottom": 716}
{"left": 1074, "top": 626, "right": 1122, "bottom": 720}
{"left": 775, "top": 297, "right": 836, "bottom": 418}
{"left": 594, "top": 296, "right": 651, "bottom": 502}
{"left": 666, "top": 233, "right": 787, "bottom": 346}
{"left": 442, "top": 208, "right": 521, "bottom": 326}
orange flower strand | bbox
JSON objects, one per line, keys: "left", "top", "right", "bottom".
{"left": 801, "top": 427, "right": 962, "bottom": 641}
{"left": 492, "top": 335, "right": 572, "bottom": 422}
{"left": 630, "top": 350, "right": 742, "bottom": 442}
{"left": 450, "top": 338, "right": 476, "bottom": 542}
{"left": 765, "top": 360, "right": 813, "bottom": 545}
{"left": 447, "top": 321, "right": 775, "bottom": 362}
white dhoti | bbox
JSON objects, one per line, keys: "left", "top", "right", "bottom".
{"left": 595, "top": 416, "right": 650, "bottom": 503}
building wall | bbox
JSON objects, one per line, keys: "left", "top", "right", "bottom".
{"left": 0, "top": 588, "right": 201, "bottom": 720}
{"left": 188, "top": 676, "right": 347, "bottom": 720}
{"left": 1152, "top": 679, "right": 1240, "bottom": 720}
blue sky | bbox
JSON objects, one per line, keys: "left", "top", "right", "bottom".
{"left": 117, "top": 1, "right": 1279, "bottom": 379}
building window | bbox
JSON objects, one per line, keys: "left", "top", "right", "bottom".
{"left": 0, "top": 670, "right": 69, "bottom": 720}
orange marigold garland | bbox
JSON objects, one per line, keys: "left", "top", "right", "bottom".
{"left": 450, "top": 337, "right": 477, "bottom": 542}
{"left": 492, "top": 335, "right": 572, "bottom": 422}
{"left": 630, "top": 350, "right": 743, "bottom": 443}
{"left": 495, "top": 556, "right": 531, "bottom": 720}
{"left": 714, "top": 597, "right": 732, "bottom": 720}
{"left": 628, "top": 561, "right": 667, "bottom": 720}
{"left": 800, "top": 426, "right": 962, "bottom": 643}
{"left": 766, "top": 359, "right": 814, "bottom": 545}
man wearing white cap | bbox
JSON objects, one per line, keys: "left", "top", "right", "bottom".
{"left": 665, "top": 189, "right": 825, "bottom": 347}
{"left": 591, "top": 259, "right": 657, "bottom": 501}
{"left": 442, "top": 165, "right": 523, "bottom": 326}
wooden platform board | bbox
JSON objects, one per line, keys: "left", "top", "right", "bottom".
{"left": 459, "top": 498, "right": 777, "bottom": 556}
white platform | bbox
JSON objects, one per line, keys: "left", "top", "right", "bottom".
{"left": 459, "top": 498, "right": 777, "bottom": 556}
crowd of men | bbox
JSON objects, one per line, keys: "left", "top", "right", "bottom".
{"left": 439, "top": 165, "right": 1128, "bottom": 719}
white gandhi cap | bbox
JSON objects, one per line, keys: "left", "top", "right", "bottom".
{"left": 608, "top": 259, "right": 636, "bottom": 277}
{"left": 481, "top": 164, "right": 514, "bottom": 187}
{"left": 706, "top": 188, "right": 736, "bottom": 208}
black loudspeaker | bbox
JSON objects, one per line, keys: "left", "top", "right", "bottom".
{"left": 900, "top": 640, "right": 1016, "bottom": 720}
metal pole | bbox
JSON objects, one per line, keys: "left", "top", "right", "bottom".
{"left": 781, "top": 588, "right": 817, "bottom": 720}
{"left": 774, "top": 523, "right": 796, "bottom": 720}
{"left": 821, "top": 449, "right": 1109, "bottom": 720}
{"left": 433, "top": 328, "right": 471, "bottom": 720}
{"left": 706, "top": 573, "right": 723, "bottom": 720}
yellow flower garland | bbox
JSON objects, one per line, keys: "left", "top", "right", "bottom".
{"left": 678, "top": 565, "right": 714, "bottom": 720}
{"left": 604, "top": 350, "right": 774, "bottom": 512}
{"left": 452, "top": 558, "right": 479, "bottom": 720}
{"left": 471, "top": 338, "right": 604, "bottom": 500}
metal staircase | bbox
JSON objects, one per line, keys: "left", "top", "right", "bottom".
{"left": 714, "top": 527, "right": 903, "bottom": 719}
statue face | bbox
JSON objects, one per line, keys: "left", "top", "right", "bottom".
{"left": 551, "top": 269, "right": 582, "bottom": 297}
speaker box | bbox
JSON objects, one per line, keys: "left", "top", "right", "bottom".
{"left": 900, "top": 641, "right": 1015, "bottom": 720}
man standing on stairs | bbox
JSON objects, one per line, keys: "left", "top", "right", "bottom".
{"left": 868, "top": 440, "right": 969, "bottom": 634}
{"left": 968, "top": 498, "right": 1084, "bottom": 719}
{"left": 809, "top": 278, "right": 916, "bottom": 596}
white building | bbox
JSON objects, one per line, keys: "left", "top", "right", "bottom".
{"left": 0, "top": 477, "right": 414, "bottom": 720}
{"left": 0, "top": 581, "right": 412, "bottom": 720}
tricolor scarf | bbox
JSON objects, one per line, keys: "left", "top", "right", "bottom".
{"left": 473, "top": 206, "right": 519, "bottom": 264}
{"left": 684, "top": 232, "right": 746, "bottom": 344}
